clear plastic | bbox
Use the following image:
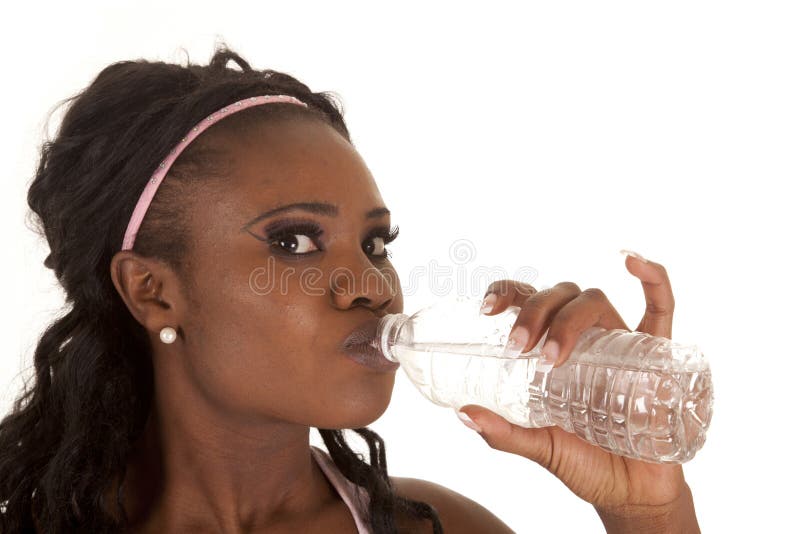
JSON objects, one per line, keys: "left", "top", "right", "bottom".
{"left": 376, "top": 295, "right": 713, "bottom": 464}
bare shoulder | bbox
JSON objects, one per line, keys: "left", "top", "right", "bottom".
{"left": 391, "top": 476, "right": 515, "bottom": 533}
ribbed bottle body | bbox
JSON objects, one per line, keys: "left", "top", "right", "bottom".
{"left": 382, "top": 296, "right": 713, "bottom": 464}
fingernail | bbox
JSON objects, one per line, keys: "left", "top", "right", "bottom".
{"left": 503, "top": 326, "right": 530, "bottom": 358}
{"left": 457, "top": 410, "right": 482, "bottom": 433}
{"left": 480, "top": 293, "right": 497, "bottom": 315}
{"left": 541, "top": 339, "right": 560, "bottom": 366}
{"left": 620, "top": 249, "right": 649, "bottom": 263}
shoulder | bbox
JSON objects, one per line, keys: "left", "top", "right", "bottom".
{"left": 390, "top": 475, "right": 515, "bottom": 533}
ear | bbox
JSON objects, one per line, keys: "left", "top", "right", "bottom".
{"left": 109, "top": 251, "right": 185, "bottom": 337}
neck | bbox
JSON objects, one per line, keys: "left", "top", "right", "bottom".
{"left": 110, "top": 372, "right": 336, "bottom": 532}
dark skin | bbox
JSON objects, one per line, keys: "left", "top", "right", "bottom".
{"left": 460, "top": 265, "right": 701, "bottom": 532}
{"left": 110, "top": 116, "right": 412, "bottom": 533}
{"left": 109, "top": 116, "right": 697, "bottom": 533}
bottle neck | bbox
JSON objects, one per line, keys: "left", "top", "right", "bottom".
{"left": 377, "top": 313, "right": 408, "bottom": 363}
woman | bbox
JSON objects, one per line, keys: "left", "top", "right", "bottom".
{"left": 0, "top": 44, "right": 700, "bottom": 532}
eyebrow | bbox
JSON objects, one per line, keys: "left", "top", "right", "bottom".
{"left": 241, "top": 202, "right": 390, "bottom": 230}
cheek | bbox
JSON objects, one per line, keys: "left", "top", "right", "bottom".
{"left": 182, "top": 267, "right": 396, "bottom": 427}
{"left": 185, "top": 284, "right": 327, "bottom": 411}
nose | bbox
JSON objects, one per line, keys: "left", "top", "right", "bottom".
{"left": 329, "top": 258, "right": 396, "bottom": 313}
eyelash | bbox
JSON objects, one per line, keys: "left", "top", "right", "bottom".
{"left": 265, "top": 221, "right": 399, "bottom": 259}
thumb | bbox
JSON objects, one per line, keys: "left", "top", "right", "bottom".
{"left": 456, "top": 405, "right": 555, "bottom": 468}
{"left": 620, "top": 250, "right": 675, "bottom": 339}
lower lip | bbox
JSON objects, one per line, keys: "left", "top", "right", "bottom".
{"left": 341, "top": 344, "right": 400, "bottom": 373}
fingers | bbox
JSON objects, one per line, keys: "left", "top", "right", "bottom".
{"left": 500, "top": 282, "right": 582, "bottom": 358}
{"left": 480, "top": 279, "right": 537, "bottom": 314}
{"left": 539, "top": 288, "right": 629, "bottom": 368}
{"left": 621, "top": 251, "right": 675, "bottom": 339}
{"left": 479, "top": 259, "right": 656, "bottom": 370}
{"left": 457, "top": 405, "right": 556, "bottom": 470}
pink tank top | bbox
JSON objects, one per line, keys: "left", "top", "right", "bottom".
{"left": 310, "top": 445, "right": 372, "bottom": 533}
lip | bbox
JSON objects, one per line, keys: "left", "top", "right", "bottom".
{"left": 339, "top": 317, "right": 400, "bottom": 373}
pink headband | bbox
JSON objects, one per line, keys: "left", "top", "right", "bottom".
{"left": 120, "top": 94, "right": 309, "bottom": 250}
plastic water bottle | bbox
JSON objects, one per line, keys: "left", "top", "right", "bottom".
{"left": 375, "top": 296, "right": 713, "bottom": 464}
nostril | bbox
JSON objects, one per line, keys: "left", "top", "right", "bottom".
{"left": 351, "top": 297, "right": 370, "bottom": 308}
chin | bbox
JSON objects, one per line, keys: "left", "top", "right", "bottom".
{"left": 321, "top": 374, "right": 396, "bottom": 429}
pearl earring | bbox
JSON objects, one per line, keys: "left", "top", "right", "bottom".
{"left": 159, "top": 326, "right": 177, "bottom": 344}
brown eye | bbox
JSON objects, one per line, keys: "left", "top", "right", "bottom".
{"left": 271, "top": 233, "right": 320, "bottom": 255}
{"left": 364, "top": 236, "right": 386, "bottom": 256}
{"left": 363, "top": 224, "right": 399, "bottom": 259}
{"left": 264, "top": 220, "right": 324, "bottom": 257}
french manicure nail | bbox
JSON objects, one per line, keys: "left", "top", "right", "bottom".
{"left": 620, "top": 249, "right": 649, "bottom": 263}
{"left": 541, "top": 339, "right": 560, "bottom": 366}
{"left": 503, "top": 326, "right": 530, "bottom": 358}
{"left": 457, "top": 410, "right": 482, "bottom": 432}
{"left": 480, "top": 293, "right": 497, "bottom": 315}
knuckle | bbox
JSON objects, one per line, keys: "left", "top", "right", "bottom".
{"left": 647, "top": 301, "right": 675, "bottom": 315}
{"left": 582, "top": 287, "right": 607, "bottom": 301}
{"left": 536, "top": 286, "right": 554, "bottom": 297}
{"left": 554, "top": 281, "right": 581, "bottom": 294}
{"left": 518, "top": 282, "right": 537, "bottom": 297}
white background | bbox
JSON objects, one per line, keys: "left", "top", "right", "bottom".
{"left": 2, "top": 2, "right": 798, "bottom": 532}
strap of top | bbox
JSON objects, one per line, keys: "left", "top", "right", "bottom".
{"left": 310, "top": 445, "right": 372, "bottom": 533}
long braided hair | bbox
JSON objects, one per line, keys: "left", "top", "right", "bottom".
{"left": 0, "top": 44, "right": 443, "bottom": 533}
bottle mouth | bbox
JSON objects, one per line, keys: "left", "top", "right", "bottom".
{"left": 377, "top": 313, "right": 407, "bottom": 362}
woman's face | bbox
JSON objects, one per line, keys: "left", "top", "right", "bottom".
{"left": 178, "top": 116, "right": 404, "bottom": 430}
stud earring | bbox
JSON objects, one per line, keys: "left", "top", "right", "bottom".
{"left": 159, "top": 326, "right": 177, "bottom": 344}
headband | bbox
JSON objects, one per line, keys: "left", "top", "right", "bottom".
{"left": 120, "top": 94, "right": 309, "bottom": 251}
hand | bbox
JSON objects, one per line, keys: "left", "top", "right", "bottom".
{"left": 458, "top": 252, "right": 691, "bottom": 512}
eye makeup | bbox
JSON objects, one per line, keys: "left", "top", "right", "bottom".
{"left": 255, "top": 218, "right": 399, "bottom": 259}
{"left": 363, "top": 224, "right": 400, "bottom": 258}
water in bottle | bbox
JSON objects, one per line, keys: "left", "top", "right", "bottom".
{"left": 375, "top": 296, "right": 713, "bottom": 464}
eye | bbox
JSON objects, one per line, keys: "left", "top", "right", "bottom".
{"left": 271, "top": 233, "right": 319, "bottom": 255}
{"left": 265, "top": 221, "right": 323, "bottom": 256}
{"left": 365, "top": 236, "right": 386, "bottom": 256}
{"left": 363, "top": 225, "right": 399, "bottom": 258}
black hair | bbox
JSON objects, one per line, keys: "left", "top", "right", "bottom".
{"left": 0, "top": 43, "right": 443, "bottom": 533}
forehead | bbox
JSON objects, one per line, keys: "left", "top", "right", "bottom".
{"left": 221, "top": 117, "right": 382, "bottom": 205}
{"left": 186, "top": 117, "right": 388, "bottom": 242}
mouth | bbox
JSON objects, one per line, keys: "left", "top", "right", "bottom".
{"left": 339, "top": 317, "right": 399, "bottom": 372}
{"left": 340, "top": 317, "right": 382, "bottom": 350}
